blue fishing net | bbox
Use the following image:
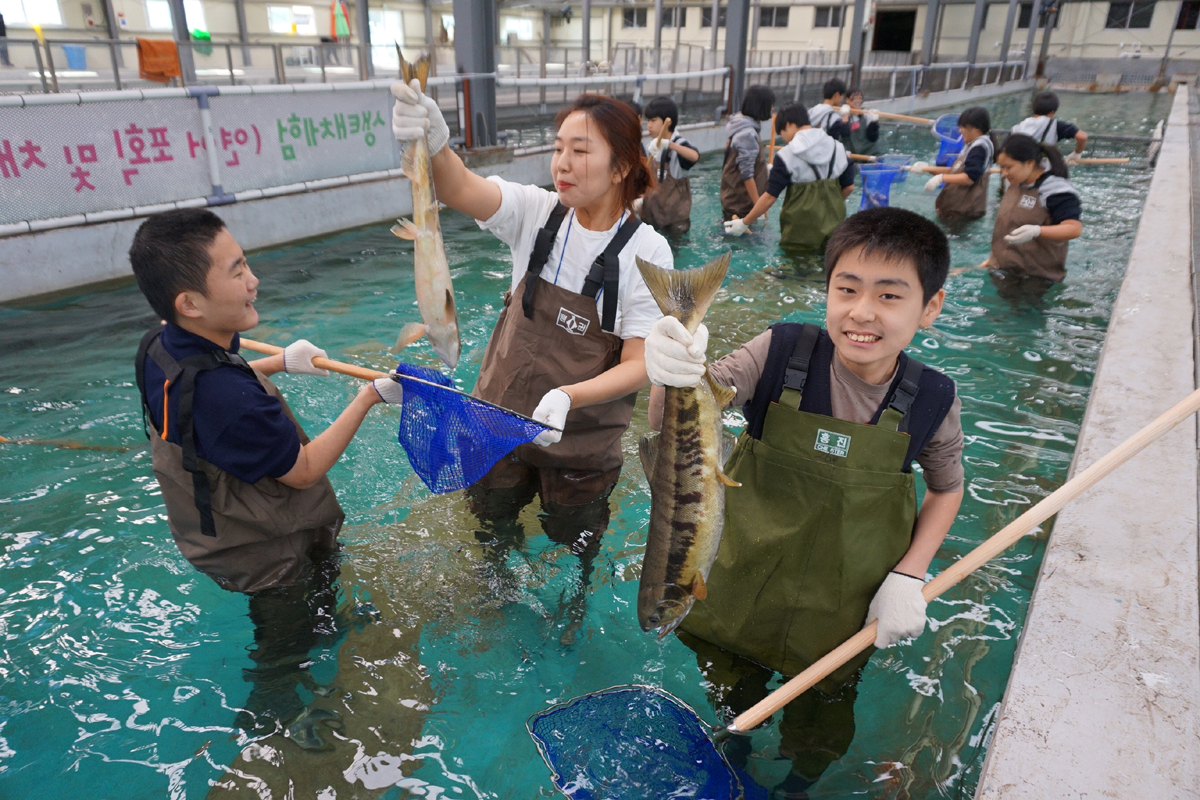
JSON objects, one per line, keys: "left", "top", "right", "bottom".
{"left": 393, "top": 362, "right": 547, "bottom": 494}
{"left": 528, "top": 685, "right": 767, "bottom": 800}
{"left": 858, "top": 164, "right": 903, "bottom": 210}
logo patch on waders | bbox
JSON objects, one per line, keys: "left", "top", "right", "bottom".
{"left": 1018, "top": 194, "right": 1037, "bottom": 209}
{"left": 814, "top": 429, "right": 851, "bottom": 458}
{"left": 556, "top": 307, "right": 590, "bottom": 336}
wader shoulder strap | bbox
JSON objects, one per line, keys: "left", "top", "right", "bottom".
{"left": 778, "top": 323, "right": 822, "bottom": 409}
{"left": 522, "top": 202, "right": 571, "bottom": 320}
{"left": 658, "top": 143, "right": 671, "bottom": 182}
{"left": 1039, "top": 117, "right": 1054, "bottom": 143}
{"left": 135, "top": 328, "right": 164, "bottom": 439}
{"left": 139, "top": 332, "right": 255, "bottom": 538}
{"left": 581, "top": 215, "right": 642, "bottom": 332}
{"left": 872, "top": 353, "right": 924, "bottom": 431}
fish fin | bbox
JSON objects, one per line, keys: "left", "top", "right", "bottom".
{"left": 401, "top": 146, "right": 422, "bottom": 183}
{"left": 718, "top": 470, "right": 741, "bottom": 488}
{"left": 443, "top": 287, "right": 457, "bottom": 317}
{"left": 635, "top": 253, "right": 731, "bottom": 331}
{"left": 704, "top": 369, "right": 737, "bottom": 410}
{"left": 638, "top": 434, "right": 659, "bottom": 481}
{"left": 691, "top": 572, "right": 708, "bottom": 601}
{"left": 720, "top": 432, "right": 737, "bottom": 466}
{"left": 393, "top": 323, "right": 427, "bottom": 352}
{"left": 399, "top": 52, "right": 431, "bottom": 91}
{"left": 390, "top": 219, "right": 419, "bottom": 241}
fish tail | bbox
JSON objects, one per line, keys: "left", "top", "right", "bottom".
{"left": 400, "top": 51, "right": 431, "bottom": 91}
{"left": 635, "top": 253, "right": 731, "bottom": 331}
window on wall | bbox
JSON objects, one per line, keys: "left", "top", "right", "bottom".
{"left": 701, "top": 6, "right": 727, "bottom": 27}
{"left": 503, "top": 17, "right": 534, "bottom": 39}
{"left": 662, "top": 6, "right": 687, "bottom": 27}
{"left": 1106, "top": 0, "right": 1155, "bottom": 28}
{"left": 0, "top": 0, "right": 65, "bottom": 25}
{"left": 267, "top": 5, "right": 318, "bottom": 35}
{"left": 622, "top": 8, "right": 648, "bottom": 27}
{"left": 759, "top": 6, "right": 790, "bottom": 27}
{"left": 813, "top": 6, "right": 843, "bottom": 27}
{"left": 1178, "top": 0, "right": 1200, "bottom": 28}
{"left": 145, "top": 0, "right": 208, "bottom": 31}
{"left": 1016, "top": 3, "right": 1062, "bottom": 27}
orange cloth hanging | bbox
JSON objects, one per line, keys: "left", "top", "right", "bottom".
{"left": 136, "top": 38, "right": 181, "bottom": 83}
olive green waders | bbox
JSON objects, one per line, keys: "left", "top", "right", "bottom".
{"left": 778, "top": 152, "right": 846, "bottom": 252}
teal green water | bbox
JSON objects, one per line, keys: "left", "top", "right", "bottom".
{"left": 0, "top": 90, "right": 1171, "bottom": 798}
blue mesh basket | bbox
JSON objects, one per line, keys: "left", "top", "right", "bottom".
{"left": 858, "top": 163, "right": 903, "bottom": 210}
{"left": 528, "top": 685, "right": 768, "bottom": 800}
{"left": 932, "top": 114, "right": 963, "bottom": 167}
{"left": 877, "top": 153, "right": 914, "bottom": 183}
{"left": 392, "top": 362, "right": 548, "bottom": 494}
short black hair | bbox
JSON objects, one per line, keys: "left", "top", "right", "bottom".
{"left": 958, "top": 106, "right": 990, "bottom": 134}
{"left": 1032, "top": 91, "right": 1059, "bottom": 115}
{"left": 624, "top": 99, "right": 643, "bottom": 117}
{"left": 644, "top": 96, "right": 680, "bottom": 131}
{"left": 741, "top": 84, "right": 776, "bottom": 122}
{"left": 822, "top": 78, "right": 848, "bottom": 100}
{"left": 824, "top": 208, "right": 949, "bottom": 303}
{"left": 775, "top": 102, "right": 810, "bottom": 130}
{"left": 129, "top": 209, "right": 227, "bottom": 323}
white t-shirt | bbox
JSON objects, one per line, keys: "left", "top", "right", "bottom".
{"left": 477, "top": 176, "right": 674, "bottom": 340}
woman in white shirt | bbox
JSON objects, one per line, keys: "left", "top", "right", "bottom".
{"left": 391, "top": 86, "right": 673, "bottom": 524}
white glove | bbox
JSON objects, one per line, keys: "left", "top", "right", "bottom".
{"left": 866, "top": 571, "right": 927, "bottom": 648}
{"left": 723, "top": 217, "right": 749, "bottom": 237}
{"left": 390, "top": 79, "right": 450, "bottom": 156}
{"left": 909, "top": 161, "right": 930, "bottom": 174}
{"left": 1004, "top": 224, "right": 1042, "bottom": 245}
{"left": 1065, "top": 152, "right": 1082, "bottom": 166}
{"left": 282, "top": 339, "right": 329, "bottom": 376}
{"left": 839, "top": 103, "right": 851, "bottom": 116}
{"left": 531, "top": 388, "right": 571, "bottom": 447}
{"left": 372, "top": 375, "right": 404, "bottom": 404}
{"left": 646, "top": 137, "right": 667, "bottom": 162}
{"left": 645, "top": 317, "right": 708, "bottom": 388}
{"left": 865, "top": 111, "right": 880, "bottom": 125}
{"left": 924, "top": 174, "right": 943, "bottom": 192}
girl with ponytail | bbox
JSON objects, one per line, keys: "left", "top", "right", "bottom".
{"left": 390, "top": 88, "right": 674, "bottom": 528}
{"left": 985, "top": 133, "right": 1083, "bottom": 284}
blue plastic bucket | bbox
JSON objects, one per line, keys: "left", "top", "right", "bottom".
{"left": 877, "top": 154, "right": 914, "bottom": 183}
{"left": 858, "top": 163, "right": 903, "bottom": 210}
{"left": 932, "top": 114, "right": 963, "bottom": 167}
{"left": 62, "top": 44, "right": 87, "bottom": 70}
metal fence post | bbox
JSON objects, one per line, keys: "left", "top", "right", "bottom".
{"left": 33, "top": 41, "right": 49, "bottom": 93}
{"left": 44, "top": 40, "right": 59, "bottom": 93}
{"left": 273, "top": 43, "right": 285, "bottom": 84}
{"left": 225, "top": 43, "right": 235, "bottom": 86}
{"left": 890, "top": 65, "right": 897, "bottom": 99}
{"left": 188, "top": 86, "right": 234, "bottom": 204}
{"left": 318, "top": 42, "right": 327, "bottom": 83}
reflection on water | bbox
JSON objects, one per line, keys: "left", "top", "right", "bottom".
{"left": 0, "top": 90, "right": 1171, "bottom": 798}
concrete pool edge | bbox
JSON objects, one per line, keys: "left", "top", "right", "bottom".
{"left": 975, "top": 86, "right": 1200, "bottom": 798}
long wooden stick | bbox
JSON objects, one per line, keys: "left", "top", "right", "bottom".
{"left": 730, "top": 385, "right": 1200, "bottom": 733}
{"left": 767, "top": 113, "right": 778, "bottom": 164}
{"left": 0, "top": 434, "right": 138, "bottom": 452}
{"left": 848, "top": 153, "right": 875, "bottom": 163}
{"left": 985, "top": 157, "right": 1131, "bottom": 174}
{"left": 850, "top": 107, "right": 934, "bottom": 125}
{"left": 240, "top": 338, "right": 385, "bottom": 381}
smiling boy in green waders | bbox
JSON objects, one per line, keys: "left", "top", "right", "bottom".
{"left": 645, "top": 208, "right": 965, "bottom": 797}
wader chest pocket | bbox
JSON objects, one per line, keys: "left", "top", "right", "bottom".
{"left": 814, "top": 429, "right": 851, "bottom": 458}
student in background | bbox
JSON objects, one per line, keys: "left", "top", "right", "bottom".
{"left": 1011, "top": 92, "right": 1089, "bottom": 165}
{"left": 641, "top": 96, "right": 700, "bottom": 235}
{"left": 807, "top": 78, "right": 852, "bottom": 139}
{"left": 721, "top": 85, "right": 776, "bottom": 221}
{"left": 723, "top": 102, "right": 855, "bottom": 252}
{"left": 842, "top": 88, "right": 882, "bottom": 157}
{"left": 915, "top": 107, "right": 995, "bottom": 223}
{"left": 986, "top": 133, "right": 1083, "bottom": 286}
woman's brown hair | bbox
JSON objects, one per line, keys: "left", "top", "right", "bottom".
{"left": 554, "top": 94, "right": 655, "bottom": 212}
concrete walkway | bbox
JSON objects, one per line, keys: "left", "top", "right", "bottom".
{"left": 976, "top": 86, "right": 1199, "bottom": 799}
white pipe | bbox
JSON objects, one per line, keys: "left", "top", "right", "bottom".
{"left": 497, "top": 66, "right": 729, "bottom": 87}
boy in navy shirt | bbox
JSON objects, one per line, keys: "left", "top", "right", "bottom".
{"left": 1011, "top": 92, "right": 1089, "bottom": 164}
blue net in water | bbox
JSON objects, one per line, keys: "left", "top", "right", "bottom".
{"left": 877, "top": 153, "right": 914, "bottom": 183}
{"left": 858, "top": 164, "right": 903, "bottom": 210}
{"left": 528, "top": 686, "right": 767, "bottom": 800}
{"left": 933, "top": 113, "right": 963, "bottom": 167}
{"left": 393, "top": 362, "right": 547, "bottom": 494}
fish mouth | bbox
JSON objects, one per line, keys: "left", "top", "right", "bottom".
{"left": 640, "top": 583, "right": 696, "bottom": 638}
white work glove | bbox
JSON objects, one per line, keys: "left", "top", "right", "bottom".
{"left": 372, "top": 374, "right": 404, "bottom": 404}
{"left": 866, "top": 571, "right": 928, "bottom": 648}
{"left": 646, "top": 137, "right": 667, "bottom": 162}
{"left": 282, "top": 339, "right": 329, "bottom": 376}
{"left": 1004, "top": 224, "right": 1042, "bottom": 245}
{"left": 865, "top": 111, "right": 880, "bottom": 125}
{"left": 924, "top": 174, "right": 943, "bottom": 192}
{"left": 531, "top": 388, "right": 571, "bottom": 447}
{"left": 390, "top": 78, "right": 450, "bottom": 156}
{"left": 909, "top": 161, "right": 930, "bottom": 174}
{"left": 1065, "top": 152, "right": 1082, "bottom": 166}
{"left": 645, "top": 317, "right": 708, "bottom": 388}
{"left": 839, "top": 103, "right": 851, "bottom": 116}
{"left": 723, "top": 217, "right": 749, "bottom": 237}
